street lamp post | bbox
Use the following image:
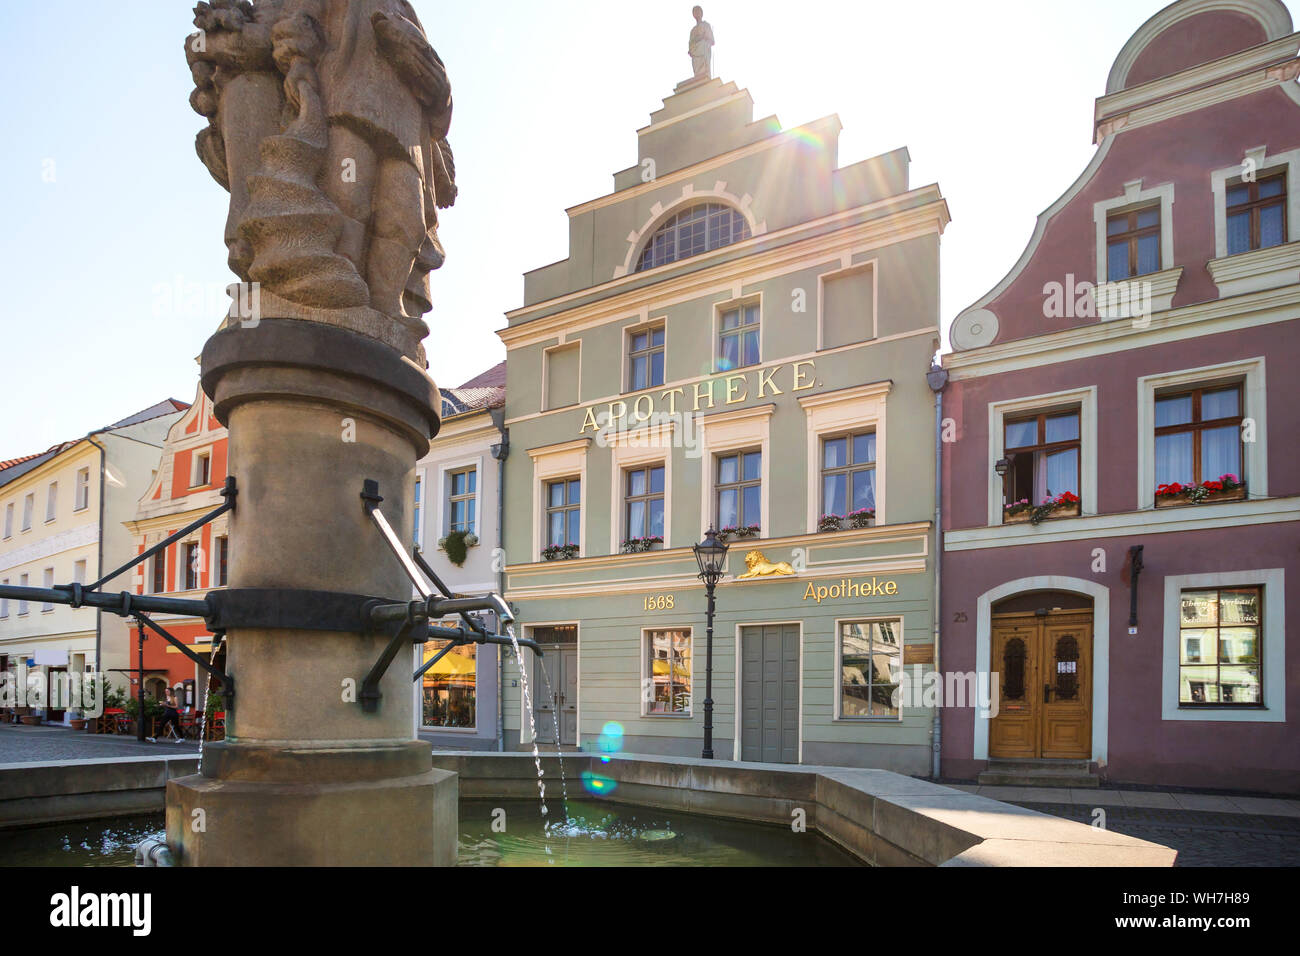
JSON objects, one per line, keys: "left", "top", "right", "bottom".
{"left": 692, "top": 527, "right": 730, "bottom": 760}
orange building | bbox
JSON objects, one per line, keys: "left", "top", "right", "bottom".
{"left": 106, "top": 382, "right": 229, "bottom": 708}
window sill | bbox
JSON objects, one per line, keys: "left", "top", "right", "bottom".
{"left": 1177, "top": 704, "right": 1266, "bottom": 711}
{"left": 1096, "top": 266, "right": 1182, "bottom": 318}
{"left": 642, "top": 712, "right": 693, "bottom": 719}
{"left": 833, "top": 715, "right": 904, "bottom": 723}
{"left": 72, "top": 506, "right": 89, "bottom": 514}
{"left": 1208, "top": 240, "right": 1300, "bottom": 297}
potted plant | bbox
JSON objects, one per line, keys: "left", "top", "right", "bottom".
{"left": 541, "top": 542, "right": 580, "bottom": 561}
{"left": 620, "top": 535, "right": 663, "bottom": 554}
{"left": 438, "top": 529, "right": 479, "bottom": 567}
{"left": 124, "top": 696, "right": 164, "bottom": 737}
{"left": 716, "top": 524, "right": 761, "bottom": 543}
{"left": 817, "top": 513, "right": 843, "bottom": 533}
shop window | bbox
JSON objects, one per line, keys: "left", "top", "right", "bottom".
{"left": 1179, "top": 587, "right": 1262, "bottom": 706}
{"left": 839, "top": 620, "right": 902, "bottom": 719}
{"left": 644, "top": 628, "right": 691, "bottom": 715}
{"left": 421, "top": 641, "right": 476, "bottom": 728}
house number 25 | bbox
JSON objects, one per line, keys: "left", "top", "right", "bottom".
{"left": 643, "top": 594, "right": 675, "bottom": 610}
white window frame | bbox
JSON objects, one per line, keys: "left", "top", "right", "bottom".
{"left": 3, "top": 502, "right": 12, "bottom": 538}
{"left": 608, "top": 421, "right": 674, "bottom": 553}
{"left": 42, "top": 567, "right": 54, "bottom": 612}
{"left": 182, "top": 539, "right": 202, "bottom": 591}
{"left": 1210, "top": 146, "right": 1300, "bottom": 260}
{"left": 697, "top": 405, "right": 772, "bottom": 539}
{"left": 624, "top": 317, "right": 668, "bottom": 394}
{"left": 74, "top": 468, "right": 90, "bottom": 512}
{"left": 73, "top": 560, "right": 86, "bottom": 585}
{"left": 833, "top": 616, "right": 906, "bottom": 722}
{"left": 1093, "top": 179, "right": 1176, "bottom": 284}
{"left": 1, "top": 579, "right": 9, "bottom": 618}
{"left": 191, "top": 451, "right": 212, "bottom": 488}
{"left": 1161, "top": 568, "right": 1285, "bottom": 723}
{"left": 45, "top": 482, "right": 57, "bottom": 523}
{"left": 800, "top": 381, "right": 891, "bottom": 532}
{"left": 987, "top": 386, "right": 1098, "bottom": 527}
{"left": 1136, "top": 358, "right": 1266, "bottom": 510}
{"left": 21, "top": 493, "right": 34, "bottom": 531}
{"left": 817, "top": 258, "right": 878, "bottom": 350}
{"left": 17, "top": 573, "right": 29, "bottom": 615}
{"left": 712, "top": 293, "right": 763, "bottom": 374}
{"left": 440, "top": 461, "right": 481, "bottom": 538}
{"left": 640, "top": 625, "right": 694, "bottom": 718}
{"left": 213, "top": 536, "right": 229, "bottom": 587}
{"left": 528, "top": 439, "right": 589, "bottom": 560}
{"left": 413, "top": 469, "right": 425, "bottom": 549}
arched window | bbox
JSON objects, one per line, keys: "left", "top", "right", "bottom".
{"left": 636, "top": 203, "right": 751, "bottom": 272}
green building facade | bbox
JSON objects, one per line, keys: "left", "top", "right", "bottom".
{"left": 498, "top": 74, "right": 948, "bottom": 772}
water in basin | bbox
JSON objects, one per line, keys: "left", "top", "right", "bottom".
{"left": 6, "top": 798, "right": 862, "bottom": 867}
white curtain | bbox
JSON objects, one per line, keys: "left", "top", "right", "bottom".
{"left": 1201, "top": 427, "right": 1240, "bottom": 480}
{"left": 1156, "top": 433, "right": 1194, "bottom": 485}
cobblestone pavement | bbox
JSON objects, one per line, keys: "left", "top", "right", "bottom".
{"left": 0, "top": 723, "right": 200, "bottom": 763}
{"left": 1011, "top": 801, "right": 1300, "bottom": 867}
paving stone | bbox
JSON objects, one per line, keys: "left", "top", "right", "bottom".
{"left": 0, "top": 724, "right": 200, "bottom": 765}
{"left": 1119, "top": 790, "right": 1179, "bottom": 809}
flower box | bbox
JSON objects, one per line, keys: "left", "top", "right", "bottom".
{"left": 541, "top": 543, "right": 580, "bottom": 561}
{"left": 621, "top": 536, "right": 664, "bottom": 554}
{"left": 717, "top": 525, "right": 761, "bottom": 543}
{"left": 1154, "top": 477, "right": 1246, "bottom": 509}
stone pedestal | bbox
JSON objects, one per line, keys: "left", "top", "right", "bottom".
{"left": 166, "top": 316, "right": 452, "bottom": 866}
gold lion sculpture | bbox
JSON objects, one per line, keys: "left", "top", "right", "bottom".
{"left": 736, "top": 549, "right": 795, "bottom": 579}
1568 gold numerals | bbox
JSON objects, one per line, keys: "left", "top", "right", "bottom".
{"left": 642, "top": 594, "right": 675, "bottom": 611}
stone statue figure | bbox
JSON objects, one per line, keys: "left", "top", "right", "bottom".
{"left": 688, "top": 6, "right": 714, "bottom": 80}
{"left": 184, "top": 0, "right": 455, "bottom": 356}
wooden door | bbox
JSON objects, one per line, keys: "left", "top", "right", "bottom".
{"left": 533, "top": 645, "right": 577, "bottom": 747}
{"left": 989, "top": 612, "right": 1091, "bottom": 760}
{"left": 990, "top": 621, "right": 1039, "bottom": 758}
{"left": 1040, "top": 616, "right": 1092, "bottom": 759}
{"left": 740, "top": 624, "right": 799, "bottom": 763}
{"left": 559, "top": 646, "right": 578, "bottom": 746}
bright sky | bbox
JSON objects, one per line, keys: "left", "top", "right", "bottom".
{"left": 0, "top": 0, "right": 1193, "bottom": 460}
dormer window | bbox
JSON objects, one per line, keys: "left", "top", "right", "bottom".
{"left": 635, "top": 203, "right": 750, "bottom": 272}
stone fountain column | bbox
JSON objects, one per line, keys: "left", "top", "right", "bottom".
{"left": 167, "top": 0, "right": 459, "bottom": 866}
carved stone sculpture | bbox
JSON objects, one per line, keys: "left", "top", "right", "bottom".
{"left": 185, "top": 0, "right": 455, "bottom": 360}
{"left": 688, "top": 6, "right": 714, "bottom": 80}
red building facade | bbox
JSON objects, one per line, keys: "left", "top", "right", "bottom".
{"left": 941, "top": 0, "right": 1300, "bottom": 793}
{"left": 112, "top": 383, "right": 229, "bottom": 706}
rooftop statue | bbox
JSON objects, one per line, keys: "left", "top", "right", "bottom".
{"left": 184, "top": 0, "right": 456, "bottom": 348}
{"left": 688, "top": 6, "right": 714, "bottom": 80}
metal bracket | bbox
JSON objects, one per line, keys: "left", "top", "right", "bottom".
{"left": 134, "top": 613, "right": 234, "bottom": 709}
{"left": 358, "top": 478, "right": 541, "bottom": 713}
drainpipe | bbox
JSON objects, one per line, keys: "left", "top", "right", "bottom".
{"left": 489, "top": 406, "right": 509, "bottom": 753}
{"left": 926, "top": 362, "right": 949, "bottom": 781}
{"left": 84, "top": 432, "right": 107, "bottom": 676}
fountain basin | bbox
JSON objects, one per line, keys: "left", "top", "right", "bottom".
{"left": 431, "top": 751, "right": 1178, "bottom": 867}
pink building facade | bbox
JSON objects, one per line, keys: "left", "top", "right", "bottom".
{"left": 941, "top": 0, "right": 1300, "bottom": 793}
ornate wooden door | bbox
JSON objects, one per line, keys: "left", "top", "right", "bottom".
{"left": 990, "top": 620, "right": 1039, "bottom": 758}
{"left": 990, "top": 611, "right": 1092, "bottom": 760}
{"left": 1040, "top": 615, "right": 1092, "bottom": 759}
